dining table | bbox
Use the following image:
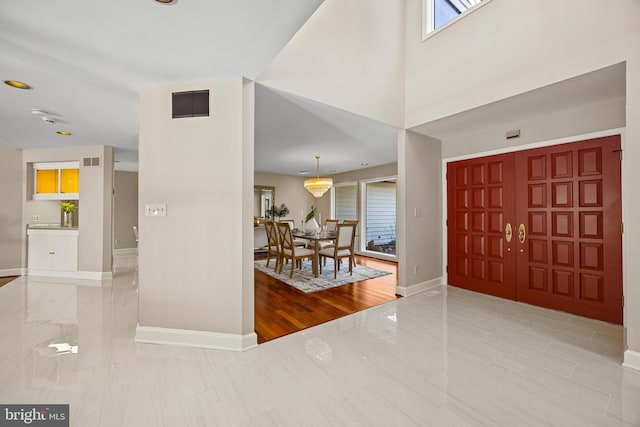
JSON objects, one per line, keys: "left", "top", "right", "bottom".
{"left": 292, "top": 230, "right": 337, "bottom": 278}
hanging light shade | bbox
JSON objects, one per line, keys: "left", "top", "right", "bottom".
{"left": 304, "top": 155, "right": 333, "bottom": 198}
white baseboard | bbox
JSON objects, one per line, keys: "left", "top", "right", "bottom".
{"left": 113, "top": 248, "right": 137, "bottom": 257}
{"left": 396, "top": 277, "right": 443, "bottom": 297}
{"left": 27, "top": 270, "right": 113, "bottom": 282}
{"left": 0, "top": 268, "right": 26, "bottom": 277}
{"left": 623, "top": 349, "right": 640, "bottom": 372}
{"left": 135, "top": 325, "right": 258, "bottom": 352}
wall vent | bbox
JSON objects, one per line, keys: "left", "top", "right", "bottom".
{"left": 172, "top": 90, "right": 209, "bottom": 118}
{"left": 83, "top": 157, "right": 101, "bottom": 167}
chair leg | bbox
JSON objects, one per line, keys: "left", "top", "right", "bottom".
{"left": 289, "top": 259, "right": 295, "bottom": 278}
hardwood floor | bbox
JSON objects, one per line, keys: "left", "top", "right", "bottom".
{"left": 0, "top": 276, "right": 18, "bottom": 288}
{"left": 254, "top": 254, "right": 400, "bottom": 343}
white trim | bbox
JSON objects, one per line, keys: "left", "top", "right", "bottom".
{"left": 623, "top": 350, "right": 640, "bottom": 372}
{"left": 27, "top": 270, "right": 112, "bottom": 281}
{"left": 397, "top": 277, "right": 443, "bottom": 297}
{"left": 440, "top": 127, "right": 626, "bottom": 291}
{"left": 0, "top": 268, "right": 25, "bottom": 277}
{"left": 135, "top": 325, "right": 258, "bottom": 352}
{"left": 444, "top": 128, "right": 625, "bottom": 162}
{"left": 113, "top": 248, "right": 137, "bottom": 257}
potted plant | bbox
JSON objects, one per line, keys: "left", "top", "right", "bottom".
{"left": 270, "top": 203, "right": 290, "bottom": 221}
{"left": 60, "top": 202, "right": 76, "bottom": 227}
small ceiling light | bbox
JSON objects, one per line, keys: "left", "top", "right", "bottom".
{"left": 304, "top": 156, "right": 333, "bottom": 198}
{"left": 361, "top": 162, "right": 369, "bottom": 167}
{"left": 42, "top": 117, "right": 55, "bottom": 124}
{"left": 56, "top": 131, "right": 72, "bottom": 136}
{"left": 299, "top": 171, "right": 310, "bottom": 175}
{"left": 4, "top": 80, "right": 32, "bottom": 90}
{"left": 154, "top": 0, "right": 178, "bottom": 4}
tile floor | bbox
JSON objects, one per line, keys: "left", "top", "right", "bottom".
{"left": 0, "top": 255, "right": 639, "bottom": 426}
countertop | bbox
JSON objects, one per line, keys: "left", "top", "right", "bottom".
{"left": 27, "top": 223, "right": 78, "bottom": 230}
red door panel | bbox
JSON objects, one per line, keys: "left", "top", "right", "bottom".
{"left": 447, "top": 135, "right": 623, "bottom": 324}
{"left": 515, "top": 136, "right": 622, "bottom": 324}
{"left": 447, "top": 153, "right": 517, "bottom": 300}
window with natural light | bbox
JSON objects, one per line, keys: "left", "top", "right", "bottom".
{"left": 423, "top": 0, "right": 484, "bottom": 36}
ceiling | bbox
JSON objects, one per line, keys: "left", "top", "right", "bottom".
{"left": 255, "top": 84, "right": 399, "bottom": 176}
{"left": 0, "top": 0, "right": 330, "bottom": 171}
{"left": 1, "top": 2, "right": 624, "bottom": 176}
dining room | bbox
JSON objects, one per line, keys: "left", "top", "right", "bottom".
{"left": 253, "top": 161, "right": 400, "bottom": 343}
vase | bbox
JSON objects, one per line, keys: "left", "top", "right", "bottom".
{"left": 63, "top": 211, "right": 73, "bottom": 228}
{"left": 304, "top": 217, "right": 320, "bottom": 235}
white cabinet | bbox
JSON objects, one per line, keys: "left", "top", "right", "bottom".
{"left": 27, "top": 229, "right": 79, "bottom": 274}
{"left": 254, "top": 225, "right": 267, "bottom": 251}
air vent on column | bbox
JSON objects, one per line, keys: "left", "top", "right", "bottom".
{"left": 172, "top": 90, "right": 209, "bottom": 118}
{"left": 83, "top": 157, "right": 101, "bottom": 167}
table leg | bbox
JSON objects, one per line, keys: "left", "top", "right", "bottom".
{"left": 313, "top": 240, "right": 320, "bottom": 277}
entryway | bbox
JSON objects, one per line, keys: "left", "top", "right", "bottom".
{"left": 446, "top": 135, "right": 623, "bottom": 324}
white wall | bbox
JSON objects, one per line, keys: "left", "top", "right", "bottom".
{"left": 405, "top": 0, "right": 640, "bottom": 362}
{"left": 137, "top": 77, "right": 255, "bottom": 350}
{"left": 254, "top": 172, "right": 320, "bottom": 226}
{"left": 397, "top": 131, "right": 442, "bottom": 295}
{"left": 22, "top": 145, "right": 114, "bottom": 275}
{"left": 257, "top": 0, "right": 406, "bottom": 128}
{"left": 0, "top": 142, "right": 23, "bottom": 275}
{"left": 114, "top": 171, "right": 138, "bottom": 250}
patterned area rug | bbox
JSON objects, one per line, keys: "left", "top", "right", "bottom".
{"left": 254, "top": 258, "right": 391, "bottom": 293}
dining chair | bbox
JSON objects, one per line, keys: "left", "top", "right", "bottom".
{"left": 277, "top": 222, "right": 315, "bottom": 278}
{"left": 319, "top": 218, "right": 340, "bottom": 263}
{"left": 318, "top": 223, "right": 356, "bottom": 279}
{"left": 341, "top": 219, "right": 359, "bottom": 266}
{"left": 263, "top": 221, "right": 281, "bottom": 271}
{"left": 279, "top": 220, "right": 307, "bottom": 247}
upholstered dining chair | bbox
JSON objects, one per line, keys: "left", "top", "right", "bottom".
{"left": 319, "top": 218, "right": 340, "bottom": 263}
{"left": 277, "top": 222, "right": 315, "bottom": 278}
{"left": 318, "top": 223, "right": 356, "bottom": 279}
{"left": 263, "top": 221, "right": 281, "bottom": 271}
{"left": 280, "top": 220, "right": 307, "bottom": 247}
{"left": 341, "top": 219, "right": 359, "bottom": 266}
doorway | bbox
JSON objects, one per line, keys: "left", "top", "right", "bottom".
{"left": 446, "top": 135, "right": 622, "bottom": 324}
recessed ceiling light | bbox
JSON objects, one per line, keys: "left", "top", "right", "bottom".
{"left": 299, "top": 171, "right": 310, "bottom": 175}
{"left": 360, "top": 162, "right": 369, "bottom": 167}
{"left": 4, "top": 80, "right": 32, "bottom": 90}
{"left": 329, "top": 169, "right": 337, "bottom": 173}
{"left": 154, "top": 0, "right": 178, "bottom": 4}
{"left": 56, "top": 131, "right": 72, "bottom": 136}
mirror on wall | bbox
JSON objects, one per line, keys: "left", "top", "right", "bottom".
{"left": 254, "top": 186, "right": 275, "bottom": 219}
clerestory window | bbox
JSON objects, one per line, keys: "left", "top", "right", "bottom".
{"left": 423, "top": 0, "right": 485, "bottom": 38}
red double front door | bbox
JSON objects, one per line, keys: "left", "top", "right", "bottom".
{"left": 446, "top": 135, "right": 623, "bottom": 324}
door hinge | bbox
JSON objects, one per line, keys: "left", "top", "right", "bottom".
{"left": 622, "top": 295, "right": 625, "bottom": 307}
{"left": 621, "top": 223, "right": 624, "bottom": 234}
{"left": 613, "top": 149, "right": 623, "bottom": 161}
{"left": 445, "top": 172, "right": 448, "bottom": 180}
{"left": 446, "top": 265, "right": 448, "bottom": 273}
{"left": 446, "top": 219, "right": 448, "bottom": 227}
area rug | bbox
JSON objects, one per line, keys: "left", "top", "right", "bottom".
{"left": 254, "top": 258, "right": 391, "bottom": 293}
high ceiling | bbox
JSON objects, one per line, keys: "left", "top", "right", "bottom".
{"left": 2, "top": 1, "right": 624, "bottom": 176}
{"left": 0, "top": 0, "right": 336, "bottom": 172}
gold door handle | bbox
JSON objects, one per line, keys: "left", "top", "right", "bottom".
{"left": 518, "top": 223, "right": 526, "bottom": 244}
{"left": 505, "top": 223, "right": 513, "bottom": 243}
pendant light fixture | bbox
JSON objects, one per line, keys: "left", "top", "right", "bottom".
{"left": 304, "top": 155, "right": 333, "bottom": 198}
